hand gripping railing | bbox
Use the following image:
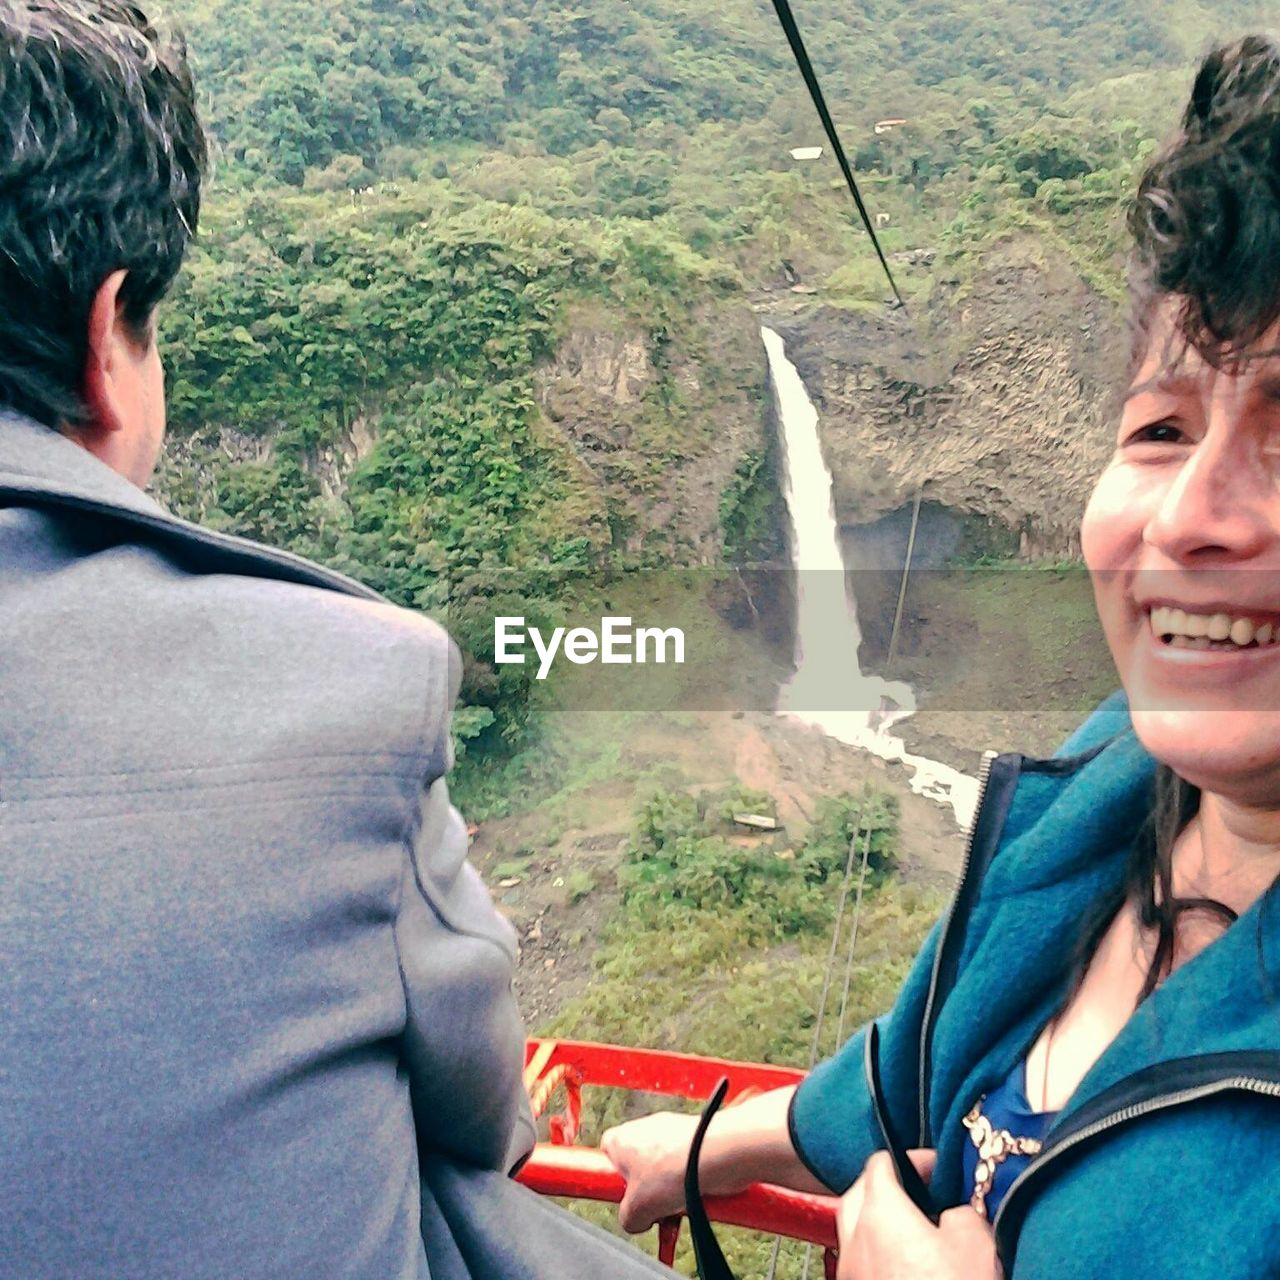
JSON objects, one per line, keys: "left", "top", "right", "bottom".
{"left": 517, "top": 1039, "right": 840, "bottom": 1276}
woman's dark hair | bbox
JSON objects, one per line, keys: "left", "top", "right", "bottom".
{"left": 0, "top": 2, "right": 207, "bottom": 427}
{"left": 1131, "top": 770, "right": 1235, "bottom": 1003}
{"left": 1128, "top": 33, "right": 1280, "bottom": 373}
{"left": 1066, "top": 770, "right": 1235, "bottom": 1005}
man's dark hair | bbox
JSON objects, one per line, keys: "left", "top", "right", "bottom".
{"left": 1128, "top": 33, "right": 1280, "bottom": 370}
{"left": 0, "top": 1, "right": 206, "bottom": 427}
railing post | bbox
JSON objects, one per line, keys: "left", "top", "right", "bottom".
{"left": 658, "top": 1217, "right": 682, "bottom": 1268}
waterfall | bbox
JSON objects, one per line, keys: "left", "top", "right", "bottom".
{"left": 762, "top": 326, "right": 979, "bottom": 830}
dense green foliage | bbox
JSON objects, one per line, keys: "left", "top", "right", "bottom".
{"left": 546, "top": 779, "right": 935, "bottom": 1275}
{"left": 179, "top": 0, "right": 1265, "bottom": 185}
{"left": 718, "top": 448, "right": 784, "bottom": 562}
{"left": 557, "top": 779, "right": 910, "bottom": 1068}
{"left": 622, "top": 784, "right": 897, "bottom": 924}
{"left": 170, "top": 0, "right": 1275, "bottom": 303}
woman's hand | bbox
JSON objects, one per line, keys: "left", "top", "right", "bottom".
{"left": 601, "top": 1111, "right": 701, "bottom": 1233}
{"left": 603, "top": 1087, "right": 825, "bottom": 1236}
{"left": 837, "top": 1151, "right": 999, "bottom": 1280}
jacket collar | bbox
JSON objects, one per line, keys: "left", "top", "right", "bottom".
{"left": 0, "top": 410, "right": 381, "bottom": 602}
{"left": 987, "top": 693, "right": 1280, "bottom": 1073}
{"left": 0, "top": 410, "right": 168, "bottom": 520}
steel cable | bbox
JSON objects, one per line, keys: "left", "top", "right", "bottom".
{"left": 767, "top": 812, "right": 872, "bottom": 1280}
{"left": 768, "top": 0, "right": 907, "bottom": 310}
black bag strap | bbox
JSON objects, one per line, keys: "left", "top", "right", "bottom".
{"left": 866, "top": 1023, "right": 939, "bottom": 1223}
{"left": 683, "top": 1078, "right": 738, "bottom": 1280}
{"left": 686, "top": 1035, "right": 939, "bottom": 1278}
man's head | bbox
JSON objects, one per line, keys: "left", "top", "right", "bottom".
{"left": 0, "top": 1, "right": 206, "bottom": 484}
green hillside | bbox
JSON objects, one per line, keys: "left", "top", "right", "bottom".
{"left": 155, "top": 0, "right": 1275, "bottom": 769}
{"left": 178, "top": 0, "right": 1265, "bottom": 183}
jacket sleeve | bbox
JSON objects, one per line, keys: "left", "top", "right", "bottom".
{"left": 787, "top": 918, "right": 943, "bottom": 1193}
{"left": 392, "top": 636, "right": 536, "bottom": 1174}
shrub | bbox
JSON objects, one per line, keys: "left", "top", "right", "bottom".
{"left": 620, "top": 782, "right": 899, "bottom": 936}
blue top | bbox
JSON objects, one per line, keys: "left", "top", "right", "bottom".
{"left": 960, "top": 1058, "right": 1059, "bottom": 1221}
{"left": 786, "top": 691, "right": 1280, "bottom": 1278}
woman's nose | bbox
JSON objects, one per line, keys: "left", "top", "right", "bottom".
{"left": 1143, "top": 431, "right": 1276, "bottom": 563}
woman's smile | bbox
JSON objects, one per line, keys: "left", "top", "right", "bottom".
{"left": 1122, "top": 590, "right": 1280, "bottom": 695}
{"left": 1146, "top": 602, "right": 1280, "bottom": 650}
{"left": 1141, "top": 598, "right": 1280, "bottom": 674}
{"left": 1132, "top": 599, "right": 1280, "bottom": 730}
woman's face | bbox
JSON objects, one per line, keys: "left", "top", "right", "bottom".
{"left": 1083, "top": 301, "right": 1280, "bottom": 804}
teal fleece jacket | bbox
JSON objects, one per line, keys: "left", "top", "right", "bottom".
{"left": 789, "top": 693, "right": 1280, "bottom": 1277}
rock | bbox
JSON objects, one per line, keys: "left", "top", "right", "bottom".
{"left": 777, "top": 236, "right": 1119, "bottom": 559}
{"left": 890, "top": 248, "right": 937, "bottom": 267}
{"left": 529, "top": 299, "right": 769, "bottom": 565}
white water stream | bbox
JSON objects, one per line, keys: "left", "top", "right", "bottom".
{"left": 762, "top": 327, "right": 979, "bottom": 830}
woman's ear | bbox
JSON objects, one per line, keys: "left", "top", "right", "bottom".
{"left": 81, "top": 268, "right": 132, "bottom": 439}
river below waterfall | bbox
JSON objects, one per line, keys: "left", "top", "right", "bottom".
{"left": 762, "top": 326, "right": 979, "bottom": 830}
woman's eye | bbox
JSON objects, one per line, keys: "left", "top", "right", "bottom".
{"left": 1125, "top": 421, "right": 1185, "bottom": 445}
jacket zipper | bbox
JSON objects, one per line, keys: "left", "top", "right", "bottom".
{"left": 917, "top": 748, "right": 999, "bottom": 1146}
{"left": 992, "top": 1071, "right": 1280, "bottom": 1272}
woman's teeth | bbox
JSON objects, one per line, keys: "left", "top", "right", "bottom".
{"left": 1149, "top": 606, "right": 1279, "bottom": 649}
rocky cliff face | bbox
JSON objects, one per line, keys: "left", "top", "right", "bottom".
{"left": 156, "top": 415, "right": 381, "bottom": 519}
{"left": 535, "top": 299, "right": 770, "bottom": 563}
{"left": 774, "top": 236, "right": 1128, "bottom": 558}
{"left": 154, "top": 296, "right": 771, "bottom": 566}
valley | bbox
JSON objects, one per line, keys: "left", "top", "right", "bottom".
{"left": 144, "top": 3, "right": 1272, "bottom": 1270}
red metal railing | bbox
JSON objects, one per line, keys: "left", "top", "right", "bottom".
{"left": 517, "top": 1039, "right": 840, "bottom": 1276}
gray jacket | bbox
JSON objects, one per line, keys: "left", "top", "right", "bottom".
{"left": 0, "top": 415, "right": 664, "bottom": 1279}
